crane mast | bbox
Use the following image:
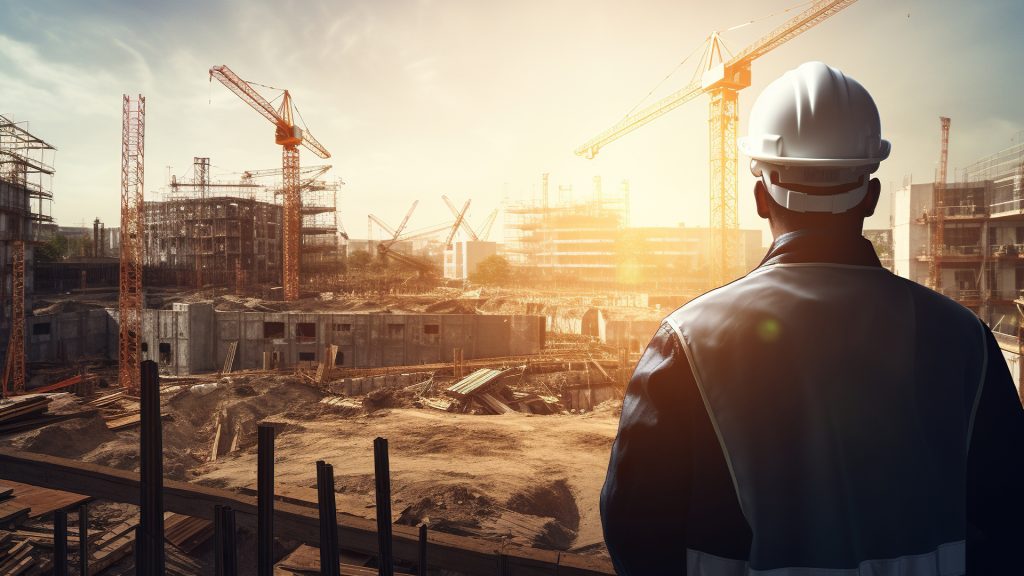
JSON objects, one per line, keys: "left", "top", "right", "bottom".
{"left": 576, "top": 0, "right": 859, "bottom": 286}
{"left": 210, "top": 65, "right": 330, "bottom": 301}
{"left": 930, "top": 117, "right": 951, "bottom": 291}
{"left": 119, "top": 94, "right": 145, "bottom": 394}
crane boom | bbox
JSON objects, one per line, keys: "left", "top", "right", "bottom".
{"left": 726, "top": 0, "right": 858, "bottom": 66}
{"left": 368, "top": 214, "right": 398, "bottom": 238}
{"left": 445, "top": 200, "right": 471, "bottom": 248}
{"left": 442, "top": 195, "right": 479, "bottom": 241}
{"left": 576, "top": 0, "right": 857, "bottom": 159}
{"left": 299, "top": 127, "right": 331, "bottom": 160}
{"left": 243, "top": 165, "right": 331, "bottom": 181}
{"left": 210, "top": 64, "right": 332, "bottom": 300}
{"left": 210, "top": 65, "right": 285, "bottom": 129}
{"left": 575, "top": 81, "right": 703, "bottom": 158}
{"left": 479, "top": 209, "right": 499, "bottom": 241}
{"left": 575, "top": 0, "right": 859, "bottom": 286}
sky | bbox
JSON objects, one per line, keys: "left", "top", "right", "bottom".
{"left": 2, "top": 0, "right": 1023, "bottom": 246}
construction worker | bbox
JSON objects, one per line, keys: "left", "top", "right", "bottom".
{"left": 601, "top": 61, "right": 1024, "bottom": 575}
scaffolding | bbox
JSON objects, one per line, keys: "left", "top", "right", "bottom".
{"left": 144, "top": 196, "right": 282, "bottom": 288}
{"left": 504, "top": 176, "right": 629, "bottom": 284}
{"left": 149, "top": 164, "right": 343, "bottom": 290}
{"left": 0, "top": 115, "right": 56, "bottom": 396}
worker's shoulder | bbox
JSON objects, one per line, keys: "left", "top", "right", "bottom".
{"left": 666, "top": 264, "right": 982, "bottom": 330}
{"left": 884, "top": 272, "right": 986, "bottom": 335}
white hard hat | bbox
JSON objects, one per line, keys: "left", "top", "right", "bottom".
{"left": 738, "top": 61, "right": 891, "bottom": 213}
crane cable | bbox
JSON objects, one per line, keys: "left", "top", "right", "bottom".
{"left": 619, "top": 0, "right": 817, "bottom": 122}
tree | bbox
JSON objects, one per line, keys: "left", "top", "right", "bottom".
{"left": 36, "top": 234, "right": 70, "bottom": 262}
{"left": 470, "top": 255, "right": 512, "bottom": 285}
{"left": 348, "top": 249, "right": 373, "bottom": 270}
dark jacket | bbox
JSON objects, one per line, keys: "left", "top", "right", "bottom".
{"left": 600, "top": 229, "right": 1024, "bottom": 575}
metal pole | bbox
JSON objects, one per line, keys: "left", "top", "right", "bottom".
{"left": 373, "top": 437, "right": 394, "bottom": 576}
{"left": 257, "top": 423, "right": 276, "bottom": 576}
{"left": 138, "top": 360, "right": 165, "bottom": 576}
{"left": 53, "top": 509, "right": 68, "bottom": 576}
{"left": 214, "top": 505, "right": 224, "bottom": 576}
{"left": 418, "top": 524, "right": 428, "bottom": 576}
{"left": 79, "top": 503, "right": 89, "bottom": 576}
{"left": 317, "top": 461, "right": 340, "bottom": 576}
{"left": 220, "top": 506, "right": 238, "bottom": 576}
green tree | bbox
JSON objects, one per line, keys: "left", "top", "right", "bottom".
{"left": 36, "top": 234, "right": 70, "bottom": 262}
{"left": 348, "top": 249, "right": 373, "bottom": 270}
{"left": 470, "top": 255, "right": 512, "bottom": 285}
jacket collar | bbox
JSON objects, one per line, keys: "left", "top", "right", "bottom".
{"left": 758, "top": 228, "right": 882, "bottom": 268}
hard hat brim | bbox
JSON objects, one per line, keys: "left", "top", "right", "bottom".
{"left": 738, "top": 137, "right": 891, "bottom": 167}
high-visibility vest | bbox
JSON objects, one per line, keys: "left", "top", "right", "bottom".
{"left": 666, "top": 262, "right": 984, "bottom": 576}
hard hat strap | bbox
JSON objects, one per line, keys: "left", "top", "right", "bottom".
{"left": 761, "top": 174, "right": 869, "bottom": 214}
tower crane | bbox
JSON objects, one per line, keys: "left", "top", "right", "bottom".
{"left": 368, "top": 201, "right": 467, "bottom": 274}
{"left": 929, "top": 117, "right": 951, "bottom": 291}
{"left": 210, "top": 65, "right": 331, "bottom": 301}
{"left": 442, "top": 196, "right": 500, "bottom": 242}
{"left": 576, "top": 0, "right": 859, "bottom": 285}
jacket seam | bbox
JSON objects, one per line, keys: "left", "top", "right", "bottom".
{"left": 966, "top": 318, "right": 988, "bottom": 452}
{"left": 662, "top": 317, "right": 751, "bottom": 525}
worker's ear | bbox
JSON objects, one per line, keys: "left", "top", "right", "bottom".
{"left": 862, "top": 178, "right": 881, "bottom": 217}
{"left": 754, "top": 178, "right": 771, "bottom": 219}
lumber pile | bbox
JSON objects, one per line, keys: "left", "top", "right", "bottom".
{"left": 0, "top": 397, "right": 52, "bottom": 436}
{"left": 104, "top": 411, "right": 169, "bottom": 431}
{"left": 86, "top": 390, "right": 124, "bottom": 409}
{"left": 0, "top": 532, "right": 50, "bottom": 575}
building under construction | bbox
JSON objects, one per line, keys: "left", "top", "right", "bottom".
{"left": 142, "top": 158, "right": 343, "bottom": 290}
{"left": 893, "top": 138, "right": 1024, "bottom": 395}
{"left": 0, "top": 115, "right": 55, "bottom": 391}
{"left": 505, "top": 175, "right": 763, "bottom": 289}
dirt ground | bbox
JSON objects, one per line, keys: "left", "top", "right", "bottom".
{"left": 2, "top": 374, "right": 622, "bottom": 564}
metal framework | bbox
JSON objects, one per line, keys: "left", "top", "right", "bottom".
{"left": 210, "top": 65, "right": 331, "bottom": 301}
{"left": 929, "top": 116, "right": 951, "bottom": 290}
{"left": 119, "top": 94, "right": 145, "bottom": 394}
{"left": 1, "top": 115, "right": 56, "bottom": 397}
{"left": 576, "top": 0, "right": 858, "bottom": 286}
{"left": 194, "top": 157, "right": 209, "bottom": 288}
{"left": 2, "top": 241, "right": 25, "bottom": 396}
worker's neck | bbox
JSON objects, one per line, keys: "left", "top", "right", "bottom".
{"left": 768, "top": 220, "right": 864, "bottom": 241}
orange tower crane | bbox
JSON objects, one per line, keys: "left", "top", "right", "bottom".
{"left": 209, "top": 65, "right": 331, "bottom": 301}
{"left": 576, "top": 0, "right": 859, "bottom": 285}
{"left": 119, "top": 94, "right": 146, "bottom": 394}
{"left": 929, "top": 116, "right": 951, "bottom": 290}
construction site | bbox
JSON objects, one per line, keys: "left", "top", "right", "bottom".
{"left": 0, "top": 0, "right": 1019, "bottom": 574}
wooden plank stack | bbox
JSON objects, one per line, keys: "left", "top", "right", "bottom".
{"left": 0, "top": 397, "right": 52, "bottom": 436}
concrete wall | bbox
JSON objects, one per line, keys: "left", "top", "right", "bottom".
{"left": 28, "top": 304, "right": 545, "bottom": 376}
{"left": 212, "top": 311, "right": 544, "bottom": 374}
{"left": 26, "top": 309, "right": 115, "bottom": 363}
{"left": 892, "top": 183, "right": 932, "bottom": 284}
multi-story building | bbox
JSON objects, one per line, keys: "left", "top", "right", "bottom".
{"left": 1, "top": 115, "right": 55, "bottom": 367}
{"left": 144, "top": 196, "right": 283, "bottom": 288}
{"left": 892, "top": 140, "right": 1024, "bottom": 395}
{"left": 505, "top": 176, "right": 765, "bottom": 289}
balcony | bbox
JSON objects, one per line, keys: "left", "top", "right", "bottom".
{"left": 916, "top": 244, "right": 984, "bottom": 262}
{"left": 989, "top": 198, "right": 1024, "bottom": 219}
